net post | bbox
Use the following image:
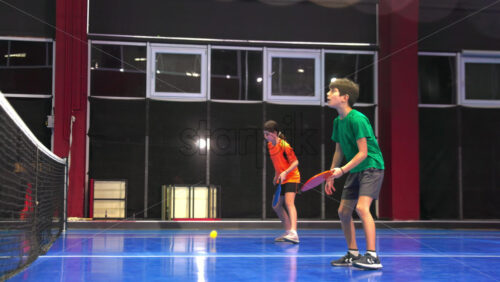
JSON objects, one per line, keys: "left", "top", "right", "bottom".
{"left": 33, "top": 148, "right": 40, "bottom": 255}
{"left": 63, "top": 157, "right": 68, "bottom": 232}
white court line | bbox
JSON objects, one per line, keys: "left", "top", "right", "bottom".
{"left": 39, "top": 254, "right": 500, "bottom": 259}
{"left": 60, "top": 235, "right": 500, "bottom": 239}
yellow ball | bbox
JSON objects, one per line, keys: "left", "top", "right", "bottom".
{"left": 209, "top": 230, "right": 218, "bottom": 238}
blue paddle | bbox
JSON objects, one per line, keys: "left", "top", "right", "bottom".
{"left": 272, "top": 181, "right": 282, "bottom": 208}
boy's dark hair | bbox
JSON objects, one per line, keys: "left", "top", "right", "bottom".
{"left": 263, "top": 120, "right": 285, "bottom": 139}
{"left": 329, "top": 78, "right": 359, "bottom": 107}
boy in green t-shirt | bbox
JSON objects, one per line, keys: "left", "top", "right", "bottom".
{"left": 326, "top": 78, "right": 385, "bottom": 270}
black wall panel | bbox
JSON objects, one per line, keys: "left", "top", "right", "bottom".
{"left": 419, "top": 107, "right": 459, "bottom": 219}
{"left": 148, "top": 100, "right": 207, "bottom": 218}
{"left": 209, "top": 102, "right": 263, "bottom": 218}
{"left": 0, "top": 0, "right": 55, "bottom": 37}
{"left": 419, "top": 0, "right": 500, "bottom": 51}
{"left": 88, "top": 98, "right": 146, "bottom": 218}
{"left": 89, "top": 0, "right": 377, "bottom": 44}
{"left": 462, "top": 107, "right": 500, "bottom": 219}
{"left": 7, "top": 97, "right": 52, "bottom": 149}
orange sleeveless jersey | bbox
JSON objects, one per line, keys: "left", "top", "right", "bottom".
{"left": 267, "top": 139, "right": 300, "bottom": 184}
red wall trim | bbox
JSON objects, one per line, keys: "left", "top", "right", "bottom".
{"left": 54, "top": 0, "right": 87, "bottom": 217}
{"left": 378, "top": 0, "right": 420, "bottom": 220}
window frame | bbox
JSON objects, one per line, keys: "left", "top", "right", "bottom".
{"left": 89, "top": 40, "right": 148, "bottom": 99}
{"left": 264, "top": 48, "right": 321, "bottom": 105}
{"left": 460, "top": 51, "right": 500, "bottom": 108}
{"left": 0, "top": 37, "right": 54, "bottom": 97}
{"left": 322, "top": 49, "right": 378, "bottom": 107}
{"left": 149, "top": 44, "right": 208, "bottom": 101}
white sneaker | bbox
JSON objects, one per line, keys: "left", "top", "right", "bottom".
{"left": 283, "top": 231, "right": 299, "bottom": 244}
{"left": 274, "top": 231, "right": 289, "bottom": 242}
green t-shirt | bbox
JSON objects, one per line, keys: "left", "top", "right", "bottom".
{"left": 331, "top": 109, "right": 385, "bottom": 173}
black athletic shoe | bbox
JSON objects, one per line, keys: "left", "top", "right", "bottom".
{"left": 353, "top": 253, "right": 383, "bottom": 270}
{"left": 331, "top": 252, "right": 362, "bottom": 266}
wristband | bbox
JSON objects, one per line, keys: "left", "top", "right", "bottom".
{"left": 339, "top": 167, "right": 345, "bottom": 175}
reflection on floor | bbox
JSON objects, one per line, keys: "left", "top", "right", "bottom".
{"left": 9, "top": 229, "right": 500, "bottom": 281}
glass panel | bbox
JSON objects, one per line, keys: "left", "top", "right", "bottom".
{"left": 465, "top": 63, "right": 500, "bottom": 100}
{"left": 123, "top": 46, "right": 147, "bottom": 71}
{"left": 211, "top": 49, "right": 263, "bottom": 100}
{"left": 324, "top": 53, "right": 374, "bottom": 103}
{"left": 0, "top": 68, "right": 52, "bottom": 94}
{"left": 9, "top": 41, "right": 49, "bottom": 66}
{"left": 419, "top": 56, "right": 456, "bottom": 104}
{"left": 90, "top": 44, "right": 146, "bottom": 97}
{"left": 0, "top": 41, "right": 52, "bottom": 95}
{"left": 0, "top": 41, "right": 7, "bottom": 65}
{"left": 173, "top": 187, "right": 190, "bottom": 218}
{"left": 93, "top": 200, "right": 125, "bottom": 218}
{"left": 91, "top": 44, "right": 122, "bottom": 69}
{"left": 271, "top": 57, "right": 315, "bottom": 96}
{"left": 155, "top": 53, "right": 201, "bottom": 93}
{"left": 193, "top": 186, "right": 208, "bottom": 218}
{"left": 93, "top": 180, "right": 126, "bottom": 199}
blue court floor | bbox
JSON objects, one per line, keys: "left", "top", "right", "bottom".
{"left": 9, "top": 229, "right": 500, "bottom": 281}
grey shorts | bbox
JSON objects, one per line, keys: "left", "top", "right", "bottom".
{"left": 341, "top": 168, "right": 384, "bottom": 200}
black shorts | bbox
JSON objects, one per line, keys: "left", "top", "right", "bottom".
{"left": 277, "top": 183, "right": 299, "bottom": 196}
{"left": 341, "top": 168, "right": 384, "bottom": 200}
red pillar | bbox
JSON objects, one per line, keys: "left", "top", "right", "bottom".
{"left": 54, "top": 0, "right": 87, "bottom": 217}
{"left": 378, "top": 0, "right": 420, "bottom": 220}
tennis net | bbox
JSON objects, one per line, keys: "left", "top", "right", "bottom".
{"left": 0, "top": 93, "right": 67, "bottom": 281}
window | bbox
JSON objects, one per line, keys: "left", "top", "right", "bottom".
{"left": 266, "top": 49, "right": 321, "bottom": 104}
{"left": 465, "top": 63, "right": 500, "bottom": 100}
{"left": 210, "top": 48, "right": 263, "bottom": 101}
{"left": 90, "top": 42, "right": 147, "bottom": 97}
{"left": 418, "top": 53, "right": 456, "bottom": 105}
{"left": 150, "top": 45, "right": 207, "bottom": 100}
{"left": 0, "top": 39, "right": 54, "bottom": 149}
{"left": 461, "top": 52, "right": 500, "bottom": 107}
{"left": 324, "top": 51, "right": 376, "bottom": 104}
{"left": 0, "top": 40, "right": 52, "bottom": 95}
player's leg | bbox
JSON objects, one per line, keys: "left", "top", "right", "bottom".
{"left": 273, "top": 196, "right": 290, "bottom": 229}
{"left": 339, "top": 198, "right": 358, "bottom": 249}
{"left": 283, "top": 193, "right": 296, "bottom": 230}
{"left": 331, "top": 199, "right": 361, "bottom": 266}
{"left": 283, "top": 184, "right": 299, "bottom": 228}
{"left": 355, "top": 196, "right": 375, "bottom": 251}
{"left": 282, "top": 187, "right": 299, "bottom": 243}
{"left": 352, "top": 168, "right": 384, "bottom": 270}
{"left": 353, "top": 195, "right": 382, "bottom": 269}
{"left": 273, "top": 195, "right": 290, "bottom": 241}
{"left": 331, "top": 173, "right": 362, "bottom": 266}
{"left": 278, "top": 183, "right": 298, "bottom": 243}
